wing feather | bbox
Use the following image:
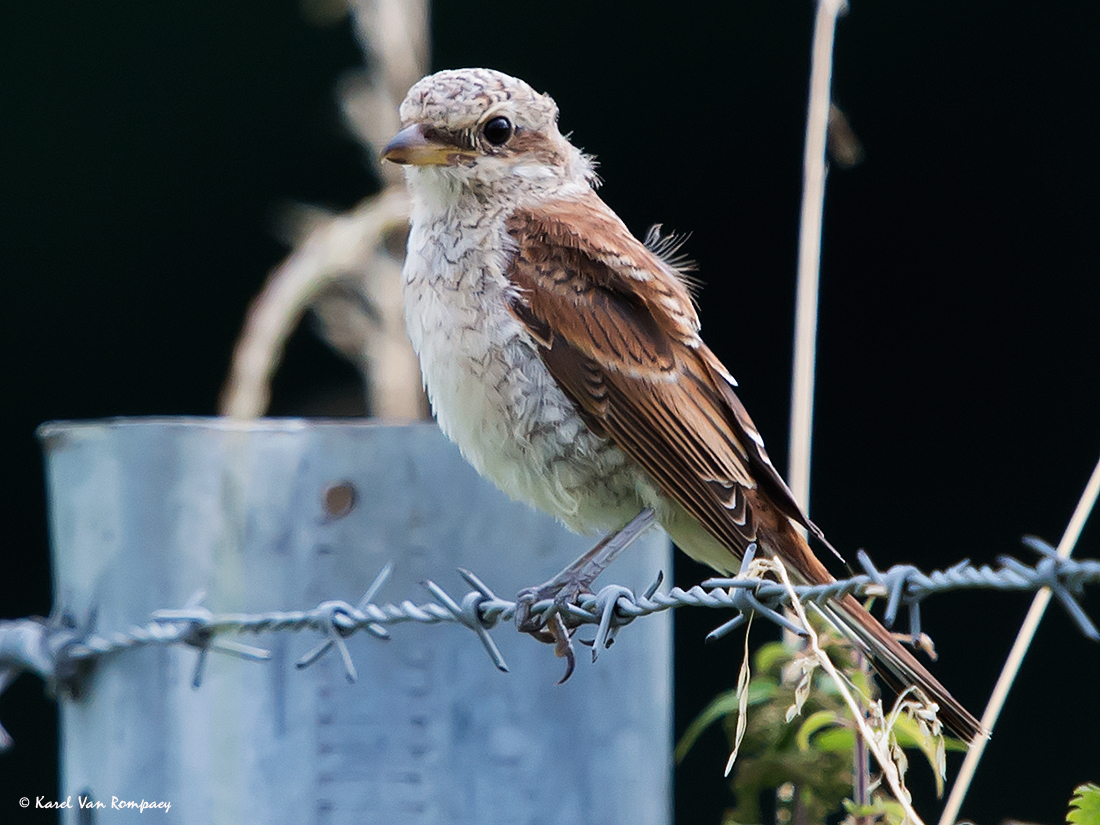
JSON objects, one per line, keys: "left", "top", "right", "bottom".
{"left": 503, "top": 191, "right": 983, "bottom": 742}
{"left": 504, "top": 190, "right": 814, "bottom": 561}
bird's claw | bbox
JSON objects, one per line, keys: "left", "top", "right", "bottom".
{"left": 548, "top": 613, "right": 577, "bottom": 684}
{"left": 514, "top": 508, "right": 657, "bottom": 682}
{"left": 515, "top": 579, "right": 587, "bottom": 631}
{"left": 516, "top": 585, "right": 583, "bottom": 682}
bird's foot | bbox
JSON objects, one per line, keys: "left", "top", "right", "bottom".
{"left": 515, "top": 507, "right": 657, "bottom": 683}
{"left": 514, "top": 572, "right": 591, "bottom": 684}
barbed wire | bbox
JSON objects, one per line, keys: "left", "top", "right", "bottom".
{"left": 1, "top": 536, "right": 1097, "bottom": 750}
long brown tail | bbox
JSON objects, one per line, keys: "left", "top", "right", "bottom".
{"left": 823, "top": 595, "right": 985, "bottom": 743}
{"left": 752, "top": 497, "right": 985, "bottom": 743}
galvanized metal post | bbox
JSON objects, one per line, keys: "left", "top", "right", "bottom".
{"left": 39, "top": 418, "right": 672, "bottom": 825}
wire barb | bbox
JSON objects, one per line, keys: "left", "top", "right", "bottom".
{"left": 1, "top": 545, "right": 1097, "bottom": 751}
{"left": 295, "top": 563, "right": 394, "bottom": 677}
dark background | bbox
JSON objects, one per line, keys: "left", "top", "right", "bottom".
{"left": 3, "top": 2, "right": 1098, "bottom": 823}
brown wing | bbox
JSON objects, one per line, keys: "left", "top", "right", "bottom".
{"left": 504, "top": 192, "right": 985, "bottom": 743}
{"left": 503, "top": 190, "right": 816, "bottom": 561}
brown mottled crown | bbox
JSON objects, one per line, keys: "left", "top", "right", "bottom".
{"left": 399, "top": 68, "right": 559, "bottom": 135}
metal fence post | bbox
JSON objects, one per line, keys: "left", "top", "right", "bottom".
{"left": 39, "top": 418, "right": 672, "bottom": 825}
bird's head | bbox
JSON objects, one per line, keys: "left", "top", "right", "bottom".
{"left": 382, "top": 68, "right": 596, "bottom": 200}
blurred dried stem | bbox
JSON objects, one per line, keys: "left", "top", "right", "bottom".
{"left": 220, "top": 0, "right": 429, "bottom": 419}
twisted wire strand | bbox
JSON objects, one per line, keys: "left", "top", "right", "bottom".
{"left": 1, "top": 541, "right": 1097, "bottom": 749}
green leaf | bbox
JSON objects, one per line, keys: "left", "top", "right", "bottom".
{"left": 754, "top": 641, "right": 793, "bottom": 673}
{"left": 891, "top": 717, "right": 967, "bottom": 753}
{"left": 1068, "top": 783, "right": 1100, "bottom": 825}
{"left": 890, "top": 712, "right": 948, "bottom": 796}
{"left": 674, "top": 681, "right": 778, "bottom": 763}
{"left": 843, "top": 794, "right": 907, "bottom": 825}
{"left": 795, "top": 710, "right": 841, "bottom": 751}
{"left": 812, "top": 727, "right": 856, "bottom": 753}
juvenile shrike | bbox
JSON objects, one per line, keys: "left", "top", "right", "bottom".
{"left": 383, "top": 67, "right": 981, "bottom": 743}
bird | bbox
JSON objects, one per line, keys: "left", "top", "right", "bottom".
{"left": 381, "top": 67, "right": 983, "bottom": 743}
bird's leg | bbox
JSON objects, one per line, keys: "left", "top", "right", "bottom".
{"left": 515, "top": 508, "right": 656, "bottom": 679}
{"left": 516, "top": 507, "right": 656, "bottom": 629}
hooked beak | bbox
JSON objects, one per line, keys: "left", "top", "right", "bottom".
{"left": 381, "top": 124, "right": 473, "bottom": 167}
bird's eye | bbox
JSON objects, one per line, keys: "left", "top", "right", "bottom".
{"left": 482, "top": 116, "right": 513, "bottom": 146}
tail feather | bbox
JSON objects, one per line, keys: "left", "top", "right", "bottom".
{"left": 824, "top": 596, "right": 986, "bottom": 743}
{"left": 747, "top": 494, "right": 985, "bottom": 743}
